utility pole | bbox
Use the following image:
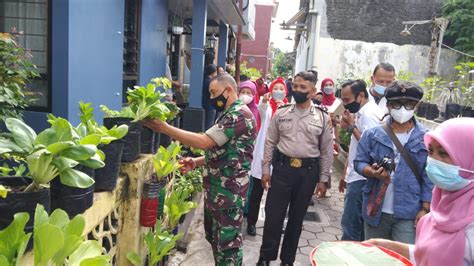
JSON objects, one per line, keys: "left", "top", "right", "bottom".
{"left": 235, "top": 0, "right": 243, "bottom": 83}
{"left": 428, "top": 18, "right": 449, "bottom": 76}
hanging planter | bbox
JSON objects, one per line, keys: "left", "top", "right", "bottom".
{"left": 140, "top": 180, "right": 160, "bottom": 227}
{"left": 50, "top": 165, "right": 95, "bottom": 218}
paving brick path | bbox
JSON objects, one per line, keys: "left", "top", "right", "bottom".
{"left": 169, "top": 160, "right": 345, "bottom": 266}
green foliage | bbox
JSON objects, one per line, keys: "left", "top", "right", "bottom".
{"left": 338, "top": 128, "right": 351, "bottom": 152}
{"left": 0, "top": 33, "right": 40, "bottom": 121}
{"left": 0, "top": 117, "right": 105, "bottom": 192}
{"left": 0, "top": 212, "right": 31, "bottom": 266}
{"left": 101, "top": 77, "right": 180, "bottom": 122}
{"left": 127, "top": 222, "right": 183, "bottom": 266}
{"left": 442, "top": 0, "right": 474, "bottom": 57}
{"left": 78, "top": 101, "right": 129, "bottom": 144}
{"left": 178, "top": 167, "right": 203, "bottom": 193}
{"left": 396, "top": 70, "right": 415, "bottom": 82}
{"left": 164, "top": 176, "right": 198, "bottom": 230}
{"left": 271, "top": 49, "right": 293, "bottom": 78}
{"left": 240, "top": 61, "right": 263, "bottom": 80}
{"left": 32, "top": 204, "right": 110, "bottom": 266}
{"left": 153, "top": 141, "right": 183, "bottom": 180}
{"left": 0, "top": 185, "right": 8, "bottom": 198}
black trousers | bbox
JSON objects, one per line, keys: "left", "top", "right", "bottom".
{"left": 247, "top": 176, "right": 265, "bottom": 226}
{"left": 259, "top": 160, "right": 320, "bottom": 263}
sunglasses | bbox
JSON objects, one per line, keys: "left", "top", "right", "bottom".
{"left": 388, "top": 100, "right": 418, "bottom": 110}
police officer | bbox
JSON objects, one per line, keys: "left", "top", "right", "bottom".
{"left": 257, "top": 70, "right": 334, "bottom": 265}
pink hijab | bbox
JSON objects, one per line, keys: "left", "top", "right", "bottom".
{"left": 415, "top": 118, "right": 474, "bottom": 266}
{"left": 239, "top": 80, "right": 261, "bottom": 132}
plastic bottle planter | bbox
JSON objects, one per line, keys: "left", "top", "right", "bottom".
{"left": 141, "top": 126, "right": 156, "bottom": 154}
{"left": 50, "top": 165, "right": 95, "bottom": 218}
{"left": 156, "top": 179, "right": 168, "bottom": 219}
{"left": 0, "top": 177, "right": 50, "bottom": 250}
{"left": 94, "top": 140, "right": 124, "bottom": 191}
{"left": 103, "top": 117, "right": 141, "bottom": 162}
{"left": 140, "top": 180, "right": 160, "bottom": 227}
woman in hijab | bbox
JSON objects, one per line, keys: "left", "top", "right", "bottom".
{"left": 239, "top": 80, "right": 261, "bottom": 132}
{"left": 365, "top": 117, "right": 474, "bottom": 265}
{"left": 245, "top": 77, "right": 288, "bottom": 236}
{"left": 321, "top": 78, "right": 337, "bottom": 107}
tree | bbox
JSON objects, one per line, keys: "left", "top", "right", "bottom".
{"left": 271, "top": 49, "right": 293, "bottom": 78}
{"left": 442, "top": 0, "right": 474, "bottom": 57}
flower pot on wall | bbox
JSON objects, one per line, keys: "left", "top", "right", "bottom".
{"left": 103, "top": 117, "right": 141, "bottom": 162}
{"left": 416, "top": 102, "right": 427, "bottom": 118}
{"left": 140, "top": 127, "right": 156, "bottom": 154}
{"left": 445, "top": 103, "right": 461, "bottom": 120}
{"left": 0, "top": 176, "right": 50, "bottom": 249}
{"left": 50, "top": 166, "right": 95, "bottom": 218}
{"left": 94, "top": 140, "right": 124, "bottom": 191}
{"left": 425, "top": 103, "right": 439, "bottom": 120}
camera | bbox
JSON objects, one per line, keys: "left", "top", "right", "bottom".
{"left": 378, "top": 156, "right": 396, "bottom": 172}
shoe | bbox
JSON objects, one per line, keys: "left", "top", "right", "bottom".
{"left": 256, "top": 258, "right": 271, "bottom": 266}
{"left": 247, "top": 224, "right": 256, "bottom": 236}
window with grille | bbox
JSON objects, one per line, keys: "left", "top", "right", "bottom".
{"left": 0, "top": 0, "right": 51, "bottom": 111}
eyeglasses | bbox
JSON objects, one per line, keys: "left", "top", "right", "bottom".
{"left": 388, "top": 100, "right": 418, "bottom": 110}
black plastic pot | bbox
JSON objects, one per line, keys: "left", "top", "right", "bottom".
{"left": 0, "top": 176, "right": 50, "bottom": 249}
{"left": 461, "top": 106, "right": 473, "bottom": 118}
{"left": 425, "top": 103, "right": 439, "bottom": 120}
{"left": 416, "top": 102, "right": 427, "bottom": 118}
{"left": 50, "top": 166, "right": 95, "bottom": 218}
{"left": 94, "top": 140, "right": 124, "bottom": 191}
{"left": 140, "top": 127, "right": 156, "bottom": 154}
{"left": 103, "top": 117, "right": 141, "bottom": 162}
{"left": 159, "top": 132, "right": 171, "bottom": 148}
{"left": 154, "top": 132, "right": 161, "bottom": 152}
{"left": 445, "top": 103, "right": 461, "bottom": 120}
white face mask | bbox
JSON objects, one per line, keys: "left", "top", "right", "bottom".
{"left": 391, "top": 106, "right": 414, "bottom": 124}
{"left": 239, "top": 94, "right": 253, "bottom": 105}
{"left": 323, "top": 86, "right": 335, "bottom": 95}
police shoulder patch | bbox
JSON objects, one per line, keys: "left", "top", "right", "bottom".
{"left": 277, "top": 104, "right": 292, "bottom": 109}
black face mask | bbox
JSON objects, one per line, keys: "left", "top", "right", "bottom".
{"left": 293, "top": 91, "right": 309, "bottom": 104}
{"left": 344, "top": 100, "right": 361, "bottom": 113}
{"left": 209, "top": 90, "right": 228, "bottom": 112}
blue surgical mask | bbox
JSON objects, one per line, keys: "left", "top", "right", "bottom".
{"left": 426, "top": 157, "right": 473, "bottom": 191}
{"left": 373, "top": 83, "right": 386, "bottom": 95}
{"left": 272, "top": 90, "right": 286, "bottom": 101}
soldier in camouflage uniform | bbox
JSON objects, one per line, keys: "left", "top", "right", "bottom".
{"left": 143, "top": 73, "right": 256, "bottom": 265}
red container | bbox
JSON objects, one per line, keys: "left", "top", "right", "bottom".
{"left": 139, "top": 180, "right": 160, "bottom": 227}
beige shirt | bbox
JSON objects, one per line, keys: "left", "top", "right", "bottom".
{"left": 262, "top": 103, "right": 334, "bottom": 182}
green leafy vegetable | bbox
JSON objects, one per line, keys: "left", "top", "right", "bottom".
{"left": 0, "top": 212, "right": 31, "bottom": 266}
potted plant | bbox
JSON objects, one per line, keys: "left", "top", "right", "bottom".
{"left": 169, "top": 7, "right": 185, "bottom": 35}
{"left": 420, "top": 76, "right": 444, "bottom": 120}
{"left": 0, "top": 33, "right": 39, "bottom": 123}
{"left": 0, "top": 117, "right": 103, "bottom": 228}
{"left": 78, "top": 101, "right": 129, "bottom": 191}
{"left": 0, "top": 204, "right": 111, "bottom": 265}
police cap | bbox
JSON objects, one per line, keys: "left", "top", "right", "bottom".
{"left": 385, "top": 81, "right": 423, "bottom": 102}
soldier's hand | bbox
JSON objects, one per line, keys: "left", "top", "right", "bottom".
{"left": 338, "top": 179, "right": 346, "bottom": 193}
{"left": 179, "top": 157, "right": 196, "bottom": 174}
{"left": 143, "top": 119, "right": 168, "bottom": 133}
{"left": 261, "top": 174, "right": 271, "bottom": 190}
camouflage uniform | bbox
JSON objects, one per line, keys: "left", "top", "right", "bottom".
{"left": 203, "top": 99, "right": 257, "bottom": 265}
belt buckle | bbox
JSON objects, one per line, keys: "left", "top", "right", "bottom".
{"left": 290, "top": 158, "right": 302, "bottom": 168}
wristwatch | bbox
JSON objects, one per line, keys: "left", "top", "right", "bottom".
{"left": 347, "top": 124, "right": 357, "bottom": 134}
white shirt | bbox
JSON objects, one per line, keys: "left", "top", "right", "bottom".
{"left": 368, "top": 90, "right": 388, "bottom": 115}
{"left": 345, "top": 100, "right": 383, "bottom": 183}
{"left": 381, "top": 129, "right": 413, "bottom": 214}
{"left": 249, "top": 103, "right": 273, "bottom": 179}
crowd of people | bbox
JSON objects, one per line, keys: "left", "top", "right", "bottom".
{"left": 144, "top": 62, "right": 474, "bottom": 265}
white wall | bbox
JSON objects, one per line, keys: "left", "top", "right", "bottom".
{"left": 312, "top": 38, "right": 458, "bottom": 89}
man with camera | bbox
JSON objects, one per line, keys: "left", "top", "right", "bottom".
{"left": 339, "top": 79, "right": 382, "bottom": 241}
{"left": 354, "top": 81, "right": 433, "bottom": 244}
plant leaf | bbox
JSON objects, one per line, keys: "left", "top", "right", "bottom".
{"left": 0, "top": 212, "right": 30, "bottom": 264}
{"left": 5, "top": 118, "right": 36, "bottom": 152}
{"left": 59, "top": 168, "right": 95, "bottom": 188}
{"left": 34, "top": 223, "right": 64, "bottom": 266}
{"left": 126, "top": 252, "right": 142, "bottom": 265}
{"left": 68, "top": 240, "right": 106, "bottom": 266}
